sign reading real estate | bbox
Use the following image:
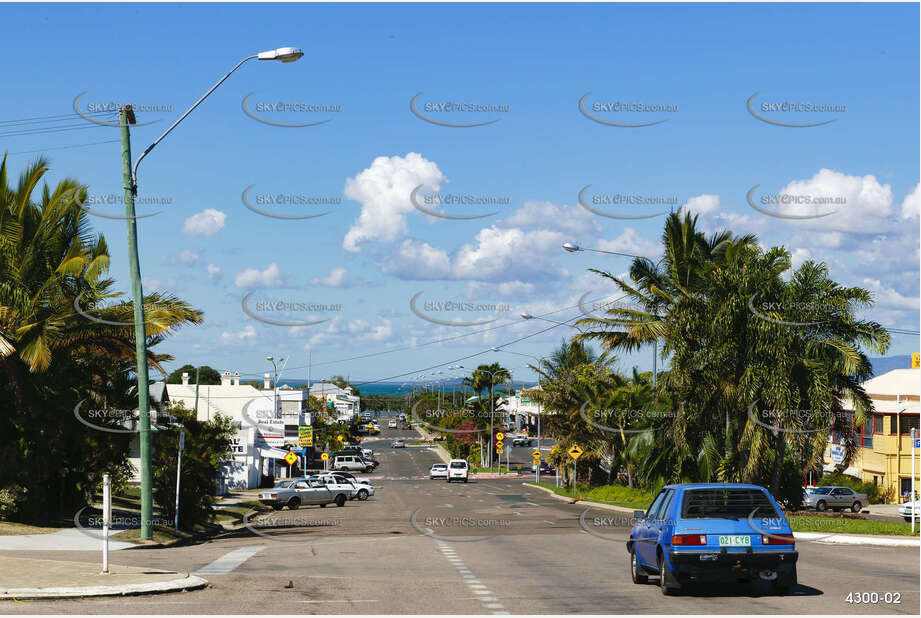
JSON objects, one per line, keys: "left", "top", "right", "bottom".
{"left": 254, "top": 420, "right": 285, "bottom": 448}
{"left": 298, "top": 426, "right": 313, "bottom": 447}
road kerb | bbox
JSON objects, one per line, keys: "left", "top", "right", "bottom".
{"left": 523, "top": 482, "right": 636, "bottom": 514}
{"left": 0, "top": 574, "right": 209, "bottom": 600}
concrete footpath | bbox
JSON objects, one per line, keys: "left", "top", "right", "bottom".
{"left": 525, "top": 482, "right": 921, "bottom": 548}
{"left": 0, "top": 557, "right": 207, "bottom": 600}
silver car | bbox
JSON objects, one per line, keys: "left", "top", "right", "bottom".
{"left": 803, "top": 486, "right": 867, "bottom": 512}
{"left": 258, "top": 478, "right": 348, "bottom": 510}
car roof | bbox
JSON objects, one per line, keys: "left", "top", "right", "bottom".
{"left": 662, "top": 483, "right": 769, "bottom": 491}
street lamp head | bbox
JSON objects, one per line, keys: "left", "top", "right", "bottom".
{"left": 258, "top": 47, "right": 305, "bottom": 63}
{"left": 520, "top": 313, "right": 535, "bottom": 320}
{"left": 562, "top": 242, "right": 582, "bottom": 253}
{"left": 266, "top": 356, "right": 273, "bottom": 361}
{"left": 490, "top": 347, "right": 501, "bottom": 352}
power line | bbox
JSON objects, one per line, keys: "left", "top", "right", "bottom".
{"left": 0, "top": 110, "right": 113, "bottom": 126}
{"left": 0, "top": 123, "right": 112, "bottom": 139}
{"left": 5, "top": 139, "right": 120, "bottom": 156}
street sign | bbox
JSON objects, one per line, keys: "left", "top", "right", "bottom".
{"left": 336, "top": 434, "right": 344, "bottom": 442}
{"left": 495, "top": 440, "right": 504, "bottom": 449}
{"left": 284, "top": 451, "right": 298, "bottom": 465}
{"left": 531, "top": 449, "right": 541, "bottom": 459}
{"left": 568, "top": 444, "right": 584, "bottom": 460}
{"left": 495, "top": 432, "right": 504, "bottom": 441}
{"left": 829, "top": 444, "right": 845, "bottom": 465}
{"left": 496, "top": 447, "right": 504, "bottom": 455}
{"left": 320, "top": 452, "right": 329, "bottom": 461}
{"left": 298, "top": 426, "right": 313, "bottom": 447}
{"left": 912, "top": 353, "right": 920, "bottom": 369}
{"left": 914, "top": 439, "right": 920, "bottom": 449}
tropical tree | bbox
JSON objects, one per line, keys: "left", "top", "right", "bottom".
{"left": 0, "top": 154, "right": 202, "bottom": 516}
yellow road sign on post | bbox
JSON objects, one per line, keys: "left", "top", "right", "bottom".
{"left": 284, "top": 451, "right": 298, "bottom": 465}
{"left": 531, "top": 449, "right": 541, "bottom": 459}
{"left": 912, "top": 353, "right": 920, "bottom": 369}
{"left": 320, "top": 452, "right": 329, "bottom": 461}
{"left": 496, "top": 447, "right": 504, "bottom": 455}
{"left": 568, "top": 445, "right": 584, "bottom": 460}
{"left": 495, "top": 440, "right": 504, "bottom": 449}
{"left": 495, "top": 432, "right": 505, "bottom": 441}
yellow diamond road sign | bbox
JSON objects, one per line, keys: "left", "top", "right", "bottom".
{"left": 284, "top": 452, "right": 298, "bottom": 465}
{"left": 568, "top": 445, "right": 584, "bottom": 460}
{"left": 496, "top": 447, "right": 504, "bottom": 455}
{"left": 531, "top": 449, "right": 541, "bottom": 459}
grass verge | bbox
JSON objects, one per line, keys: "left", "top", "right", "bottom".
{"left": 527, "top": 481, "right": 653, "bottom": 510}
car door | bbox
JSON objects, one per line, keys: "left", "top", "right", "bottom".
{"left": 636, "top": 489, "right": 668, "bottom": 566}
{"left": 647, "top": 489, "right": 675, "bottom": 563}
{"left": 837, "top": 487, "right": 855, "bottom": 507}
{"left": 829, "top": 488, "right": 845, "bottom": 507}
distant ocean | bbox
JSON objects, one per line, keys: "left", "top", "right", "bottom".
{"left": 276, "top": 380, "right": 536, "bottom": 397}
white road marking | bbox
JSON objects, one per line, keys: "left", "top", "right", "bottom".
{"left": 295, "top": 600, "right": 379, "bottom": 604}
{"left": 194, "top": 546, "right": 265, "bottom": 574}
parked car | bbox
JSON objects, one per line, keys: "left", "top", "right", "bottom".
{"left": 802, "top": 486, "right": 867, "bottom": 512}
{"left": 310, "top": 472, "right": 375, "bottom": 501}
{"left": 388, "top": 419, "right": 398, "bottom": 429}
{"left": 538, "top": 463, "right": 556, "bottom": 475}
{"left": 361, "top": 448, "right": 374, "bottom": 460}
{"left": 512, "top": 436, "right": 533, "bottom": 447}
{"left": 447, "top": 459, "right": 469, "bottom": 483}
{"left": 258, "top": 478, "right": 348, "bottom": 510}
{"left": 430, "top": 463, "right": 448, "bottom": 479}
{"left": 392, "top": 439, "right": 406, "bottom": 448}
{"left": 898, "top": 500, "right": 919, "bottom": 522}
{"left": 627, "top": 483, "right": 798, "bottom": 596}
{"left": 333, "top": 454, "right": 374, "bottom": 473}
{"left": 330, "top": 471, "right": 376, "bottom": 500}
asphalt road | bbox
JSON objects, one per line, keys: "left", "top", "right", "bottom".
{"left": 3, "top": 427, "right": 919, "bottom": 614}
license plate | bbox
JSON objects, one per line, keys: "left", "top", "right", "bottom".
{"left": 719, "top": 535, "right": 751, "bottom": 547}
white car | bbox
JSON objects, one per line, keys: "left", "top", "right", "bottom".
{"left": 898, "top": 500, "right": 920, "bottom": 522}
{"left": 333, "top": 454, "right": 374, "bottom": 473}
{"left": 392, "top": 439, "right": 405, "bottom": 448}
{"left": 308, "top": 473, "right": 362, "bottom": 500}
{"left": 430, "top": 463, "right": 448, "bottom": 479}
{"left": 447, "top": 459, "right": 469, "bottom": 483}
{"left": 388, "top": 420, "right": 398, "bottom": 429}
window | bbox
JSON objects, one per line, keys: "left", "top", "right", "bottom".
{"left": 873, "top": 415, "right": 884, "bottom": 434}
{"left": 899, "top": 415, "right": 920, "bottom": 435}
{"left": 654, "top": 490, "right": 675, "bottom": 521}
{"left": 645, "top": 490, "right": 667, "bottom": 519}
{"left": 681, "top": 488, "right": 779, "bottom": 519}
{"left": 862, "top": 429, "right": 873, "bottom": 448}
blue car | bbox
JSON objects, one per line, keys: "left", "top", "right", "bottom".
{"left": 627, "top": 483, "right": 798, "bottom": 595}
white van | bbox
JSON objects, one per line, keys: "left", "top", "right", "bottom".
{"left": 361, "top": 448, "right": 374, "bottom": 460}
{"left": 333, "top": 455, "right": 373, "bottom": 473}
{"left": 446, "top": 459, "right": 469, "bottom": 483}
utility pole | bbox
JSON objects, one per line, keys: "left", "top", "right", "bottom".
{"left": 193, "top": 366, "right": 201, "bottom": 416}
{"left": 119, "top": 106, "right": 153, "bottom": 541}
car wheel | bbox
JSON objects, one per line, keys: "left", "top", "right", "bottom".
{"left": 320, "top": 503, "right": 326, "bottom": 508}
{"left": 816, "top": 500, "right": 827, "bottom": 512}
{"left": 287, "top": 497, "right": 300, "bottom": 510}
{"left": 335, "top": 494, "right": 346, "bottom": 507}
{"left": 851, "top": 502, "right": 862, "bottom": 513}
{"left": 463, "top": 478, "right": 468, "bottom": 483}
{"left": 271, "top": 504, "right": 283, "bottom": 511}
{"left": 357, "top": 489, "right": 369, "bottom": 501}
{"left": 658, "top": 552, "right": 679, "bottom": 595}
{"left": 904, "top": 516, "right": 913, "bottom": 522}
{"left": 630, "top": 547, "right": 648, "bottom": 584}
{"left": 771, "top": 565, "right": 796, "bottom": 595}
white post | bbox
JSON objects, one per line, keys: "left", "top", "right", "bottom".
{"left": 912, "top": 428, "right": 917, "bottom": 534}
{"left": 175, "top": 429, "right": 185, "bottom": 534}
{"left": 101, "top": 474, "right": 110, "bottom": 574}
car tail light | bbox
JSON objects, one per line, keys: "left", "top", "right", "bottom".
{"left": 672, "top": 534, "right": 707, "bottom": 545}
{"left": 762, "top": 533, "right": 795, "bottom": 545}
{"left": 267, "top": 493, "right": 277, "bottom": 499}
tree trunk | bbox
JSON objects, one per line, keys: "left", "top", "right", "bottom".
{"left": 769, "top": 430, "right": 785, "bottom": 495}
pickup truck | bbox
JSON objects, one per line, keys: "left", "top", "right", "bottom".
{"left": 258, "top": 478, "right": 348, "bottom": 510}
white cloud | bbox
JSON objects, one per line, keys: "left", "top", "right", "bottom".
{"left": 860, "top": 278, "right": 920, "bottom": 311}
{"left": 499, "top": 200, "right": 601, "bottom": 238}
{"left": 220, "top": 325, "right": 257, "bottom": 344}
{"left": 343, "top": 153, "right": 446, "bottom": 252}
{"left": 790, "top": 248, "right": 812, "bottom": 269}
{"left": 174, "top": 249, "right": 200, "bottom": 266}
{"left": 234, "top": 263, "right": 284, "bottom": 288}
{"left": 381, "top": 239, "right": 451, "bottom": 279}
{"left": 183, "top": 209, "right": 227, "bottom": 237}
{"left": 310, "top": 267, "right": 354, "bottom": 288}
{"left": 596, "top": 228, "right": 661, "bottom": 259}
{"left": 901, "top": 183, "right": 920, "bottom": 220}
{"left": 206, "top": 264, "right": 222, "bottom": 281}
{"left": 452, "top": 227, "right": 569, "bottom": 282}
{"left": 142, "top": 277, "right": 176, "bottom": 291}
{"left": 774, "top": 169, "right": 894, "bottom": 233}
{"left": 681, "top": 194, "right": 721, "bottom": 216}
{"left": 305, "top": 317, "right": 395, "bottom": 346}
{"left": 465, "top": 280, "right": 536, "bottom": 299}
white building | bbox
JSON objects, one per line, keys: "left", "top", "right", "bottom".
{"left": 309, "top": 381, "right": 360, "bottom": 422}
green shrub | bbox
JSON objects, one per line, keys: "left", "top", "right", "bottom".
{"left": 0, "top": 484, "right": 28, "bottom": 521}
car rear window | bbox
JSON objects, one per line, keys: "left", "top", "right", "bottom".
{"left": 681, "top": 488, "right": 779, "bottom": 519}
{"left": 450, "top": 461, "right": 467, "bottom": 469}
{"left": 433, "top": 464, "right": 447, "bottom": 469}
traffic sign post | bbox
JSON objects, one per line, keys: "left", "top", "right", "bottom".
{"left": 568, "top": 445, "right": 584, "bottom": 497}
{"left": 320, "top": 452, "right": 329, "bottom": 471}
{"left": 101, "top": 473, "right": 110, "bottom": 574}
{"left": 912, "top": 428, "right": 917, "bottom": 534}
{"left": 174, "top": 429, "right": 184, "bottom": 534}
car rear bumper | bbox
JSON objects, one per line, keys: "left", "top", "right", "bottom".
{"left": 668, "top": 549, "right": 798, "bottom": 579}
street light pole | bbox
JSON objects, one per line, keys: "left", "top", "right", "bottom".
{"left": 121, "top": 46, "right": 303, "bottom": 541}
{"left": 491, "top": 348, "right": 545, "bottom": 483}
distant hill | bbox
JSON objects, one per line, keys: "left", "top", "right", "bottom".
{"left": 869, "top": 355, "right": 913, "bottom": 377}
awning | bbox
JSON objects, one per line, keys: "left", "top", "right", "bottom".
{"left": 258, "top": 447, "right": 290, "bottom": 460}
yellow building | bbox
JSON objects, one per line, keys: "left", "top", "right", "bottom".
{"left": 823, "top": 368, "right": 920, "bottom": 503}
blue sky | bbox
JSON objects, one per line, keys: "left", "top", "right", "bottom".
{"left": 2, "top": 2, "right": 918, "bottom": 386}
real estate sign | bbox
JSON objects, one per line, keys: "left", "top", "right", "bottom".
{"left": 298, "top": 425, "right": 313, "bottom": 447}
